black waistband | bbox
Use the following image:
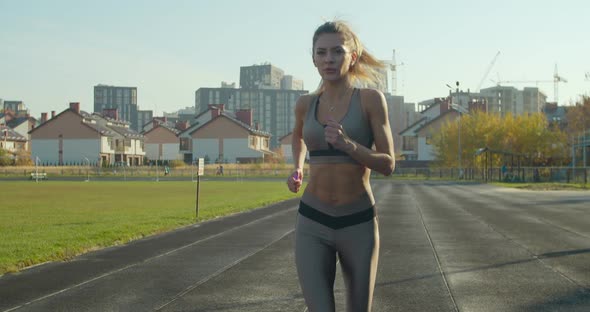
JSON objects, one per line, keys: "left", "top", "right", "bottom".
{"left": 298, "top": 201, "right": 375, "bottom": 229}
{"left": 309, "top": 150, "right": 349, "bottom": 157}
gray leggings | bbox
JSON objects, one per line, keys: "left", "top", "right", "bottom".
{"left": 295, "top": 192, "right": 380, "bottom": 312}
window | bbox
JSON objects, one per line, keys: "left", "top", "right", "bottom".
{"left": 180, "top": 138, "right": 190, "bottom": 151}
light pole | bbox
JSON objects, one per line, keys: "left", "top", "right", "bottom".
{"left": 156, "top": 156, "right": 160, "bottom": 182}
{"left": 450, "top": 103, "right": 470, "bottom": 177}
{"left": 35, "top": 156, "right": 40, "bottom": 183}
{"left": 447, "top": 82, "right": 467, "bottom": 178}
{"left": 83, "top": 157, "right": 90, "bottom": 182}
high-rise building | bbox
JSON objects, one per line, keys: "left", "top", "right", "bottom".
{"left": 523, "top": 87, "right": 547, "bottom": 113}
{"left": 480, "top": 86, "right": 545, "bottom": 116}
{"left": 197, "top": 64, "right": 306, "bottom": 148}
{"left": 94, "top": 85, "right": 139, "bottom": 130}
{"left": 384, "top": 94, "right": 419, "bottom": 156}
{"left": 3, "top": 100, "right": 25, "bottom": 112}
{"left": 195, "top": 87, "right": 308, "bottom": 148}
{"left": 240, "top": 64, "right": 284, "bottom": 89}
{"left": 221, "top": 81, "right": 236, "bottom": 89}
{"left": 137, "top": 110, "right": 153, "bottom": 131}
{"left": 281, "top": 75, "right": 304, "bottom": 90}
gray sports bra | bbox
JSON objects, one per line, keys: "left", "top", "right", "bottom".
{"left": 302, "top": 88, "right": 374, "bottom": 164}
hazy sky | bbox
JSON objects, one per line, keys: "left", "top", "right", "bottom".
{"left": 1, "top": 0, "right": 589, "bottom": 118}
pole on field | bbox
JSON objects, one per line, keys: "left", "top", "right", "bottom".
{"left": 35, "top": 156, "right": 40, "bottom": 183}
{"left": 83, "top": 157, "right": 90, "bottom": 182}
{"left": 196, "top": 158, "right": 204, "bottom": 221}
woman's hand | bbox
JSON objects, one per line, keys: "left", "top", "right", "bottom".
{"left": 324, "top": 117, "right": 356, "bottom": 153}
{"left": 287, "top": 168, "right": 303, "bottom": 193}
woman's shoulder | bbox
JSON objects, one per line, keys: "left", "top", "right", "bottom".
{"left": 297, "top": 93, "right": 318, "bottom": 103}
{"left": 358, "top": 88, "right": 385, "bottom": 101}
{"left": 357, "top": 88, "right": 387, "bottom": 111}
{"left": 295, "top": 93, "right": 317, "bottom": 109}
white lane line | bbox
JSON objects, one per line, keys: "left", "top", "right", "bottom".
{"left": 155, "top": 229, "right": 295, "bottom": 311}
{"left": 442, "top": 184, "right": 590, "bottom": 293}
{"left": 453, "top": 184, "right": 590, "bottom": 240}
{"left": 406, "top": 184, "right": 460, "bottom": 312}
{"left": 3, "top": 206, "right": 297, "bottom": 312}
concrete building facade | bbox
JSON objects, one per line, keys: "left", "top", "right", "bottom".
{"left": 30, "top": 103, "right": 145, "bottom": 166}
{"left": 178, "top": 105, "right": 271, "bottom": 163}
{"left": 240, "top": 64, "right": 284, "bottom": 89}
{"left": 94, "top": 85, "right": 139, "bottom": 131}
{"left": 195, "top": 88, "right": 307, "bottom": 148}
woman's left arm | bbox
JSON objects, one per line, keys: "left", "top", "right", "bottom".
{"left": 324, "top": 89, "right": 395, "bottom": 175}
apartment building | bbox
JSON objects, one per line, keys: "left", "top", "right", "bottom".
{"left": 1, "top": 126, "right": 27, "bottom": 156}
{"left": 142, "top": 118, "right": 191, "bottom": 162}
{"left": 195, "top": 87, "right": 306, "bottom": 148}
{"left": 240, "top": 64, "right": 285, "bottom": 89}
{"left": 179, "top": 105, "right": 272, "bottom": 163}
{"left": 30, "top": 103, "right": 145, "bottom": 166}
{"left": 480, "top": 86, "right": 546, "bottom": 116}
{"left": 94, "top": 85, "right": 139, "bottom": 131}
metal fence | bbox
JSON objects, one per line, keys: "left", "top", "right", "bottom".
{"left": 1, "top": 165, "right": 588, "bottom": 185}
{"left": 0, "top": 165, "right": 298, "bottom": 179}
{"left": 392, "top": 167, "right": 589, "bottom": 184}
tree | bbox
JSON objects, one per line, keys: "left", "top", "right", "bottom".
{"left": 566, "top": 96, "right": 590, "bottom": 166}
{"left": 266, "top": 147, "right": 286, "bottom": 164}
{"left": 15, "top": 150, "right": 32, "bottom": 166}
{"left": 431, "top": 111, "right": 566, "bottom": 168}
{"left": 566, "top": 96, "right": 590, "bottom": 136}
{"left": 0, "top": 149, "right": 12, "bottom": 166}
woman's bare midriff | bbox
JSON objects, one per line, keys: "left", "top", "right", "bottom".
{"left": 306, "top": 163, "right": 374, "bottom": 206}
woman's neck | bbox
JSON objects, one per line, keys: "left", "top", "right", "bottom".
{"left": 321, "top": 80, "right": 354, "bottom": 101}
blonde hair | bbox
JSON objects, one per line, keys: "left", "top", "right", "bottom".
{"left": 312, "top": 20, "right": 385, "bottom": 93}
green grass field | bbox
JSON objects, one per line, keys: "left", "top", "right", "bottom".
{"left": 0, "top": 181, "right": 299, "bottom": 275}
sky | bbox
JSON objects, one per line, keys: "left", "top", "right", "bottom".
{"left": 1, "top": 0, "right": 589, "bottom": 118}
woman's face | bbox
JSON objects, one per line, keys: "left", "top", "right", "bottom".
{"left": 313, "top": 33, "right": 356, "bottom": 82}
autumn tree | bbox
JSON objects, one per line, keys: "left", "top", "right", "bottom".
{"left": 0, "top": 149, "right": 11, "bottom": 166}
{"left": 432, "top": 111, "right": 566, "bottom": 168}
{"left": 566, "top": 96, "right": 590, "bottom": 135}
{"left": 566, "top": 96, "right": 590, "bottom": 166}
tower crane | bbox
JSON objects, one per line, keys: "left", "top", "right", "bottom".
{"left": 385, "top": 49, "right": 404, "bottom": 95}
{"left": 476, "top": 51, "right": 500, "bottom": 92}
{"left": 553, "top": 64, "right": 567, "bottom": 104}
{"left": 495, "top": 63, "right": 567, "bottom": 103}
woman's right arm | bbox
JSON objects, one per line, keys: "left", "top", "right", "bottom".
{"left": 287, "top": 95, "right": 309, "bottom": 193}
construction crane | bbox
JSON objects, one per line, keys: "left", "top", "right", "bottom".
{"left": 476, "top": 51, "right": 500, "bottom": 92}
{"left": 385, "top": 49, "right": 404, "bottom": 95}
{"left": 553, "top": 64, "right": 568, "bottom": 104}
{"left": 495, "top": 64, "right": 567, "bottom": 103}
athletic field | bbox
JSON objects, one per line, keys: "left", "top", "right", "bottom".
{"left": 0, "top": 180, "right": 298, "bottom": 274}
